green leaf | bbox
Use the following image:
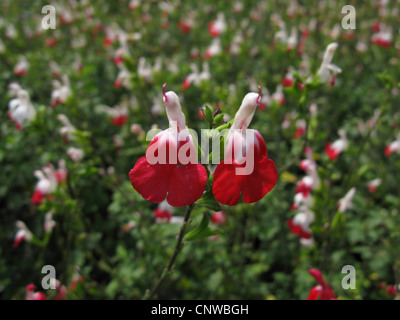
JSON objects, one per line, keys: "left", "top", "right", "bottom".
{"left": 184, "top": 213, "right": 220, "bottom": 241}
{"left": 331, "top": 211, "right": 346, "bottom": 232}
{"left": 204, "top": 105, "right": 214, "bottom": 125}
{"left": 195, "top": 189, "right": 221, "bottom": 212}
{"left": 213, "top": 114, "right": 225, "bottom": 125}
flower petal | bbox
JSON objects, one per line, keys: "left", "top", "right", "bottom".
{"left": 167, "top": 164, "right": 208, "bottom": 207}
{"left": 306, "top": 285, "right": 322, "bottom": 300}
{"left": 241, "top": 158, "right": 278, "bottom": 203}
{"left": 129, "top": 157, "right": 172, "bottom": 203}
{"left": 212, "top": 161, "right": 243, "bottom": 206}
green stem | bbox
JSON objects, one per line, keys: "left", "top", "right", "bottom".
{"left": 142, "top": 204, "right": 195, "bottom": 300}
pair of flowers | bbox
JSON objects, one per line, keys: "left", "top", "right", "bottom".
{"left": 129, "top": 85, "right": 278, "bottom": 207}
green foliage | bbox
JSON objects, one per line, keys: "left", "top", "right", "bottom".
{"left": 0, "top": 0, "right": 399, "bottom": 301}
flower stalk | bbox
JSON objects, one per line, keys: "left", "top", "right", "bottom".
{"left": 143, "top": 203, "right": 195, "bottom": 300}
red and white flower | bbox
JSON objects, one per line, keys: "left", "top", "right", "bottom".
{"left": 154, "top": 200, "right": 174, "bottom": 223}
{"left": 293, "top": 119, "right": 307, "bottom": 139}
{"left": 325, "top": 129, "right": 349, "bottom": 160}
{"left": 211, "top": 211, "right": 227, "bottom": 226}
{"left": 129, "top": 84, "right": 208, "bottom": 207}
{"left": 14, "top": 221, "right": 33, "bottom": 248}
{"left": 69, "top": 268, "right": 84, "bottom": 291}
{"left": 25, "top": 284, "right": 46, "bottom": 300}
{"left": 306, "top": 269, "right": 336, "bottom": 300}
{"left": 105, "top": 105, "right": 128, "bottom": 127}
{"left": 114, "top": 66, "right": 131, "bottom": 89}
{"left": 367, "top": 178, "right": 381, "bottom": 193}
{"left": 371, "top": 24, "right": 392, "bottom": 48}
{"left": 212, "top": 88, "right": 278, "bottom": 205}
{"left": 182, "top": 62, "right": 211, "bottom": 90}
{"left": 31, "top": 166, "right": 57, "bottom": 205}
{"left": 208, "top": 13, "right": 226, "bottom": 37}
{"left": 55, "top": 159, "right": 68, "bottom": 183}
{"left": 272, "top": 85, "right": 285, "bottom": 105}
{"left": 204, "top": 38, "right": 222, "bottom": 59}
{"left": 14, "top": 56, "right": 29, "bottom": 76}
{"left": 282, "top": 72, "right": 294, "bottom": 87}
{"left": 385, "top": 135, "right": 400, "bottom": 157}
{"left": 287, "top": 209, "right": 314, "bottom": 242}
{"left": 291, "top": 191, "right": 314, "bottom": 211}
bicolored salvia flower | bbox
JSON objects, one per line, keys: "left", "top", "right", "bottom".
{"left": 104, "top": 105, "right": 128, "bottom": 126}
{"left": 25, "top": 284, "right": 46, "bottom": 300}
{"left": 129, "top": 0, "right": 140, "bottom": 10}
{"left": 204, "top": 38, "right": 222, "bottom": 59}
{"left": 338, "top": 187, "right": 356, "bottom": 212}
{"left": 31, "top": 166, "right": 57, "bottom": 205}
{"left": 69, "top": 268, "right": 84, "bottom": 291}
{"left": 57, "top": 114, "right": 76, "bottom": 143}
{"left": 211, "top": 211, "right": 227, "bottom": 226}
{"left": 114, "top": 65, "right": 131, "bottom": 89}
{"left": 306, "top": 269, "right": 336, "bottom": 300}
{"left": 371, "top": 24, "right": 392, "bottom": 48}
{"left": 182, "top": 63, "right": 211, "bottom": 91}
{"left": 367, "top": 178, "right": 381, "bottom": 193}
{"left": 129, "top": 85, "right": 208, "bottom": 207}
{"left": 287, "top": 209, "right": 314, "bottom": 240}
{"left": 212, "top": 88, "right": 278, "bottom": 206}
{"left": 8, "top": 89, "right": 36, "bottom": 130}
{"left": 282, "top": 71, "right": 294, "bottom": 87}
{"left": 178, "top": 19, "right": 194, "bottom": 34}
{"left": 14, "top": 56, "right": 29, "bottom": 76}
{"left": 55, "top": 280, "right": 67, "bottom": 300}
{"left": 154, "top": 200, "right": 174, "bottom": 223}
{"left": 385, "top": 134, "right": 400, "bottom": 157}
{"left": 208, "top": 13, "right": 226, "bottom": 37}
{"left": 300, "top": 147, "right": 317, "bottom": 172}
{"left": 14, "top": 221, "right": 33, "bottom": 248}
{"left": 325, "top": 129, "right": 348, "bottom": 160}
{"left": 293, "top": 119, "right": 306, "bottom": 139}
{"left": 316, "top": 42, "right": 341, "bottom": 86}
{"left": 55, "top": 159, "right": 68, "bottom": 183}
{"left": 51, "top": 75, "right": 72, "bottom": 108}
{"left": 291, "top": 191, "right": 314, "bottom": 211}
{"left": 299, "top": 147, "right": 320, "bottom": 191}
{"left": 294, "top": 176, "right": 314, "bottom": 197}
{"left": 271, "top": 85, "right": 285, "bottom": 105}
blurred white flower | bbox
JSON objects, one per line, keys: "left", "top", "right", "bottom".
{"left": 338, "top": 187, "right": 356, "bottom": 212}
{"left": 316, "top": 42, "right": 342, "bottom": 85}
{"left": 67, "top": 147, "right": 84, "bottom": 162}
{"left": 8, "top": 89, "right": 36, "bottom": 130}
